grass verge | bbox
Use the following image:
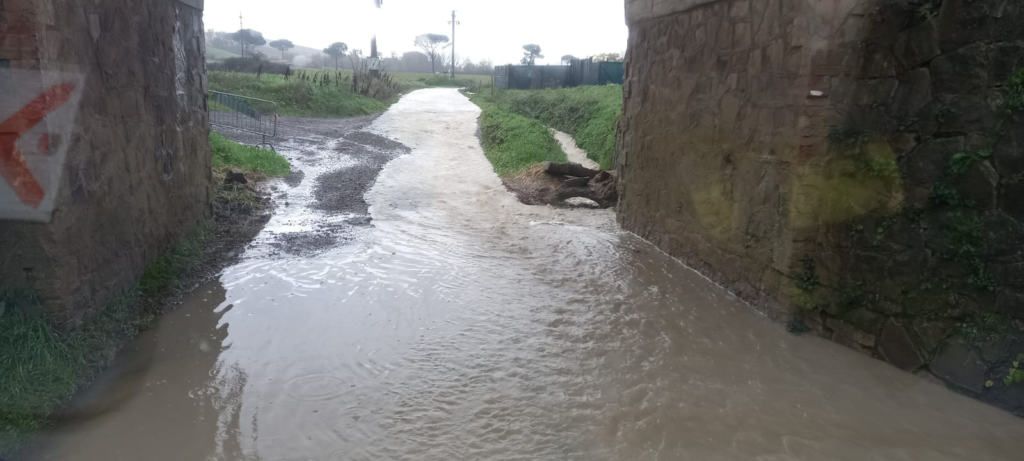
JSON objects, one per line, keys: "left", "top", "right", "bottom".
{"left": 0, "top": 133, "right": 289, "bottom": 457}
{"left": 476, "top": 85, "right": 622, "bottom": 170}
{"left": 210, "top": 131, "right": 290, "bottom": 177}
{"left": 209, "top": 71, "right": 389, "bottom": 118}
{"left": 467, "top": 93, "right": 566, "bottom": 177}
{"left": 0, "top": 228, "right": 204, "bottom": 454}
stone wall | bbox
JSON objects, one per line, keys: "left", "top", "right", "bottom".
{"left": 0, "top": 0, "right": 211, "bottom": 328}
{"left": 617, "top": 0, "right": 1024, "bottom": 413}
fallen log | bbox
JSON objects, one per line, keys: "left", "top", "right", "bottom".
{"left": 502, "top": 162, "right": 618, "bottom": 208}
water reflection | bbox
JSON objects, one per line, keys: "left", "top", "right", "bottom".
{"left": 25, "top": 280, "right": 238, "bottom": 460}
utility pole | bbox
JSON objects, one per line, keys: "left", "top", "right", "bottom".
{"left": 239, "top": 12, "right": 245, "bottom": 58}
{"left": 448, "top": 10, "right": 460, "bottom": 78}
{"left": 370, "top": 0, "right": 382, "bottom": 77}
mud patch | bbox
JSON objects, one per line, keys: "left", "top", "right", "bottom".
{"left": 284, "top": 170, "right": 305, "bottom": 188}
{"left": 268, "top": 231, "right": 342, "bottom": 257}
{"left": 312, "top": 131, "right": 410, "bottom": 215}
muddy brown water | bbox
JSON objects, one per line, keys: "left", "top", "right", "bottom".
{"left": 24, "top": 89, "right": 1024, "bottom": 460}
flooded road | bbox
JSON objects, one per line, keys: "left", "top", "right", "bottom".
{"left": 26, "top": 89, "right": 1024, "bottom": 460}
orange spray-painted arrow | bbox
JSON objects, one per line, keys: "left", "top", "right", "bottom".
{"left": 0, "top": 82, "right": 75, "bottom": 208}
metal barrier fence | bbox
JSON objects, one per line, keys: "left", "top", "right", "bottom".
{"left": 208, "top": 91, "right": 278, "bottom": 151}
{"left": 493, "top": 59, "right": 625, "bottom": 90}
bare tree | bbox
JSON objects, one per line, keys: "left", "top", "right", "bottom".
{"left": 347, "top": 49, "right": 364, "bottom": 71}
{"left": 414, "top": 33, "right": 450, "bottom": 74}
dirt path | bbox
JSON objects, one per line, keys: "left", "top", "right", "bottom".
{"left": 551, "top": 128, "right": 599, "bottom": 169}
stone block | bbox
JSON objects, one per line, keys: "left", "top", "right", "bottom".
{"left": 930, "top": 44, "right": 990, "bottom": 94}
{"left": 827, "top": 318, "right": 877, "bottom": 348}
{"left": 992, "top": 118, "right": 1024, "bottom": 180}
{"left": 859, "top": 43, "right": 898, "bottom": 78}
{"left": 890, "top": 68, "right": 932, "bottom": 119}
{"left": 853, "top": 78, "right": 898, "bottom": 107}
{"left": 957, "top": 160, "right": 999, "bottom": 210}
{"left": 913, "top": 318, "right": 951, "bottom": 356}
{"left": 930, "top": 338, "right": 988, "bottom": 393}
{"left": 937, "top": 93, "right": 1003, "bottom": 137}
{"left": 900, "top": 136, "right": 964, "bottom": 205}
{"left": 992, "top": 260, "right": 1024, "bottom": 289}
{"left": 988, "top": 42, "right": 1023, "bottom": 84}
{"left": 842, "top": 308, "right": 883, "bottom": 334}
{"left": 1001, "top": 181, "right": 1024, "bottom": 221}
{"left": 894, "top": 20, "right": 941, "bottom": 70}
{"left": 880, "top": 319, "right": 926, "bottom": 371}
{"left": 732, "top": 22, "right": 751, "bottom": 50}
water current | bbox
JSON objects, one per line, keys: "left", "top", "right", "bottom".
{"left": 25, "top": 89, "right": 1024, "bottom": 461}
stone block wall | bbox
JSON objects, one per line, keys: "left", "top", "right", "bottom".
{"left": 617, "top": 0, "right": 1024, "bottom": 413}
{"left": 0, "top": 0, "right": 211, "bottom": 328}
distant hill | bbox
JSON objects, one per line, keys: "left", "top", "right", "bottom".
{"left": 206, "top": 48, "right": 240, "bottom": 62}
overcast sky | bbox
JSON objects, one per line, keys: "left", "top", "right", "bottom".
{"left": 203, "top": 0, "right": 628, "bottom": 65}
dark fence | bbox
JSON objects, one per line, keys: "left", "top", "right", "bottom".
{"left": 568, "top": 58, "right": 624, "bottom": 86}
{"left": 494, "top": 58, "right": 624, "bottom": 90}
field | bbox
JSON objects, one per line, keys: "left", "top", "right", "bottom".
{"left": 209, "top": 70, "right": 493, "bottom": 118}
{"left": 209, "top": 71, "right": 390, "bottom": 118}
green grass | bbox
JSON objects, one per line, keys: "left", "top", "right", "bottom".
{"left": 477, "top": 85, "right": 622, "bottom": 170}
{"left": 293, "top": 69, "right": 490, "bottom": 92}
{"left": 467, "top": 93, "right": 566, "bottom": 176}
{"left": 210, "top": 131, "right": 290, "bottom": 177}
{"left": 209, "top": 71, "right": 389, "bottom": 118}
{"left": 0, "top": 227, "right": 209, "bottom": 456}
{"left": 209, "top": 70, "right": 493, "bottom": 118}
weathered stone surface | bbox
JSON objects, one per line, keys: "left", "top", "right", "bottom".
{"left": 936, "top": 93, "right": 1003, "bottom": 133}
{"left": 619, "top": 0, "right": 1024, "bottom": 413}
{"left": 0, "top": 0, "right": 210, "bottom": 328}
{"left": 894, "top": 20, "right": 940, "bottom": 70}
{"left": 978, "top": 338, "right": 1011, "bottom": 363}
{"left": 890, "top": 68, "right": 931, "bottom": 119}
{"left": 859, "top": 43, "right": 898, "bottom": 78}
{"left": 1000, "top": 181, "right": 1024, "bottom": 221}
{"left": 879, "top": 319, "right": 925, "bottom": 371}
{"left": 842, "top": 308, "right": 883, "bottom": 334}
{"left": 992, "top": 118, "right": 1024, "bottom": 179}
{"left": 827, "top": 318, "right": 877, "bottom": 348}
{"left": 930, "top": 44, "right": 990, "bottom": 94}
{"left": 930, "top": 339, "right": 987, "bottom": 393}
{"left": 958, "top": 161, "right": 999, "bottom": 209}
{"left": 899, "top": 137, "right": 964, "bottom": 205}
